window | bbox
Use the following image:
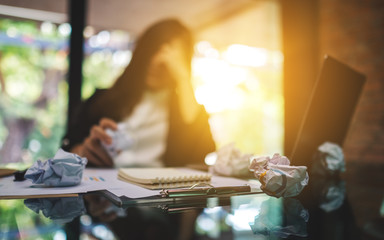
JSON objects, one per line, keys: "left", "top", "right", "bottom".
{"left": 193, "top": 1, "right": 283, "bottom": 156}
{"left": 0, "top": 19, "right": 69, "bottom": 166}
{"left": 0, "top": 1, "right": 283, "bottom": 166}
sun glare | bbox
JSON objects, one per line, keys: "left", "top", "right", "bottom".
{"left": 192, "top": 42, "right": 284, "bottom": 155}
{"left": 224, "top": 44, "right": 268, "bottom": 67}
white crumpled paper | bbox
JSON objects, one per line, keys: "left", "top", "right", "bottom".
{"left": 208, "top": 143, "right": 253, "bottom": 177}
{"left": 249, "top": 153, "right": 309, "bottom": 198}
{"left": 316, "top": 142, "right": 345, "bottom": 173}
{"left": 103, "top": 123, "right": 135, "bottom": 158}
{"left": 25, "top": 149, "right": 87, "bottom": 187}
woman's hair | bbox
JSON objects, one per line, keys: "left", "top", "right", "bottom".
{"left": 90, "top": 18, "right": 194, "bottom": 121}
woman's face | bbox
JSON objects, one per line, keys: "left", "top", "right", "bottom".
{"left": 145, "top": 37, "right": 188, "bottom": 90}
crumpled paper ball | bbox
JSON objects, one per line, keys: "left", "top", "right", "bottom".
{"left": 24, "top": 196, "right": 86, "bottom": 224}
{"left": 249, "top": 153, "right": 291, "bottom": 173}
{"left": 103, "top": 123, "right": 135, "bottom": 158}
{"left": 208, "top": 143, "right": 253, "bottom": 177}
{"left": 249, "top": 153, "right": 309, "bottom": 198}
{"left": 314, "top": 142, "right": 345, "bottom": 174}
{"left": 25, "top": 149, "right": 87, "bottom": 187}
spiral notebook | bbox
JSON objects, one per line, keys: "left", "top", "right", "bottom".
{"left": 117, "top": 168, "right": 212, "bottom": 190}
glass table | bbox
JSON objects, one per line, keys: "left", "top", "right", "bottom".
{"left": 0, "top": 163, "right": 383, "bottom": 240}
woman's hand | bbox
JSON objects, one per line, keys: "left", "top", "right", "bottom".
{"left": 159, "top": 40, "right": 190, "bottom": 87}
{"left": 146, "top": 38, "right": 201, "bottom": 123}
{"left": 155, "top": 40, "right": 201, "bottom": 124}
{"left": 147, "top": 39, "right": 190, "bottom": 90}
{"left": 72, "top": 118, "right": 117, "bottom": 167}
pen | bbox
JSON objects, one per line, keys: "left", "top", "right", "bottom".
{"left": 160, "top": 185, "right": 251, "bottom": 198}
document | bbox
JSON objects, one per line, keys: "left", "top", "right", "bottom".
{"left": 0, "top": 168, "right": 262, "bottom": 200}
{"left": 0, "top": 169, "right": 119, "bottom": 199}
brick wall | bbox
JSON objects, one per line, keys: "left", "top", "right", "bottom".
{"left": 318, "top": 0, "right": 384, "bottom": 164}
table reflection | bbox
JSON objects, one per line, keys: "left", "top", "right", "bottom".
{"left": 1, "top": 172, "right": 376, "bottom": 240}
{"left": 79, "top": 193, "right": 311, "bottom": 239}
{"left": 249, "top": 197, "right": 309, "bottom": 238}
{"left": 0, "top": 194, "right": 311, "bottom": 240}
{"left": 24, "top": 196, "right": 86, "bottom": 224}
{"left": 298, "top": 174, "right": 361, "bottom": 240}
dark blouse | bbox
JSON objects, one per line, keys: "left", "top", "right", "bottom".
{"left": 61, "top": 89, "right": 216, "bottom": 167}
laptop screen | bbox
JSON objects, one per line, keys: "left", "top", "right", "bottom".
{"left": 289, "top": 55, "right": 366, "bottom": 167}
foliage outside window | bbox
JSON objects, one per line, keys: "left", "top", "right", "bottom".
{"left": 0, "top": 20, "right": 131, "bottom": 166}
{"left": 0, "top": 19, "right": 68, "bottom": 166}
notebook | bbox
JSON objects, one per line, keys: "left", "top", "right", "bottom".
{"left": 289, "top": 55, "right": 366, "bottom": 167}
{"left": 117, "top": 168, "right": 212, "bottom": 190}
{"left": 0, "top": 168, "right": 17, "bottom": 178}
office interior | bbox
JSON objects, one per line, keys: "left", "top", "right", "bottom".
{"left": 0, "top": 0, "right": 383, "bottom": 239}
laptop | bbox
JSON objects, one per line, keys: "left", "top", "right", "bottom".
{"left": 289, "top": 55, "right": 366, "bottom": 167}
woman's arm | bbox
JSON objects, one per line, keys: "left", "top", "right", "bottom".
{"left": 157, "top": 41, "right": 200, "bottom": 124}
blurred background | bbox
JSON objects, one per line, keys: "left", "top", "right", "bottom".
{"left": 0, "top": 0, "right": 382, "bottom": 171}
{"left": 0, "top": 0, "right": 383, "bottom": 239}
{"left": 0, "top": 0, "right": 284, "bottom": 166}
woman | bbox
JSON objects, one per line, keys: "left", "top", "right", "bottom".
{"left": 62, "top": 19, "right": 215, "bottom": 168}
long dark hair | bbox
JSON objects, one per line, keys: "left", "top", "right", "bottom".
{"left": 90, "top": 19, "right": 194, "bottom": 121}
